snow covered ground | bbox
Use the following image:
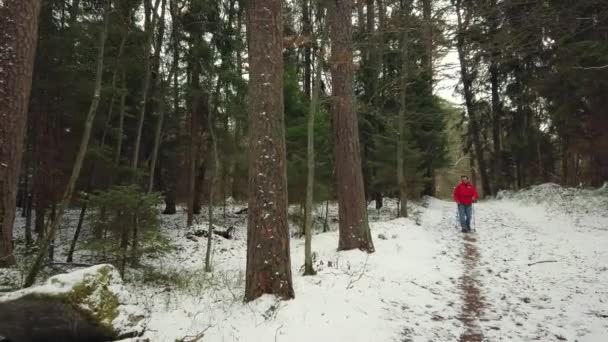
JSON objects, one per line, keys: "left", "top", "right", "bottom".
{"left": 2, "top": 184, "right": 608, "bottom": 341}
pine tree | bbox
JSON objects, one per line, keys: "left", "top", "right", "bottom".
{"left": 244, "top": 0, "right": 294, "bottom": 301}
{"left": 0, "top": 0, "right": 41, "bottom": 267}
{"left": 328, "top": 0, "right": 374, "bottom": 253}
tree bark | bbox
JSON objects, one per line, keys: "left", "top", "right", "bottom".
{"left": 148, "top": 0, "right": 171, "bottom": 192}
{"left": 244, "top": 0, "right": 294, "bottom": 301}
{"left": 186, "top": 36, "right": 204, "bottom": 226}
{"left": 163, "top": 0, "right": 180, "bottom": 215}
{"left": 304, "top": 10, "right": 326, "bottom": 277}
{"left": 397, "top": 0, "right": 411, "bottom": 218}
{"left": 489, "top": 0, "right": 502, "bottom": 194}
{"left": 205, "top": 92, "right": 219, "bottom": 273}
{"left": 422, "top": 0, "right": 432, "bottom": 90}
{"left": 186, "top": 55, "right": 200, "bottom": 227}
{"left": 302, "top": 0, "right": 312, "bottom": 99}
{"left": 132, "top": 0, "right": 162, "bottom": 260}
{"left": 115, "top": 70, "right": 127, "bottom": 166}
{"left": 24, "top": 3, "right": 110, "bottom": 287}
{"left": 25, "top": 194, "right": 33, "bottom": 246}
{"left": 66, "top": 197, "right": 87, "bottom": 263}
{"left": 132, "top": 0, "right": 161, "bottom": 176}
{"left": 328, "top": 0, "right": 374, "bottom": 252}
{"left": 100, "top": 19, "right": 129, "bottom": 149}
{"left": 0, "top": 0, "right": 41, "bottom": 267}
{"left": 147, "top": 0, "right": 168, "bottom": 193}
{"left": 455, "top": 0, "right": 491, "bottom": 197}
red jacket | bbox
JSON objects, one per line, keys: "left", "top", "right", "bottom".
{"left": 453, "top": 181, "right": 479, "bottom": 205}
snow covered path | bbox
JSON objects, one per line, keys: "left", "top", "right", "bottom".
{"left": 396, "top": 196, "right": 608, "bottom": 342}
{"left": 122, "top": 195, "right": 608, "bottom": 342}
{"left": 465, "top": 199, "right": 608, "bottom": 342}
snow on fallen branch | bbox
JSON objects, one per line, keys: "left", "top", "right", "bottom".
{"left": 572, "top": 64, "right": 608, "bottom": 70}
{"left": 527, "top": 260, "right": 559, "bottom": 266}
{"left": 176, "top": 325, "right": 213, "bottom": 342}
{"left": 346, "top": 254, "right": 370, "bottom": 290}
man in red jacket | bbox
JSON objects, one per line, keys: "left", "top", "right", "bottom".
{"left": 453, "top": 175, "right": 479, "bottom": 232}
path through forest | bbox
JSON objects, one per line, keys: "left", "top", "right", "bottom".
{"left": 418, "top": 197, "right": 608, "bottom": 342}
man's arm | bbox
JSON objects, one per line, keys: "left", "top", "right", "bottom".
{"left": 453, "top": 186, "right": 459, "bottom": 204}
{"left": 472, "top": 185, "right": 479, "bottom": 201}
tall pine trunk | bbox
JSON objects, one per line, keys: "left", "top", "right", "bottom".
{"left": 455, "top": 0, "right": 491, "bottom": 197}
{"left": 244, "top": 0, "right": 294, "bottom": 301}
{"left": 132, "top": 0, "right": 161, "bottom": 176}
{"left": 115, "top": 71, "right": 127, "bottom": 165}
{"left": 24, "top": 3, "right": 110, "bottom": 286}
{"left": 205, "top": 93, "right": 219, "bottom": 273}
{"left": 422, "top": 0, "right": 432, "bottom": 89}
{"left": 397, "top": 0, "right": 411, "bottom": 218}
{"left": 302, "top": 0, "right": 312, "bottom": 99}
{"left": 163, "top": 0, "right": 180, "bottom": 215}
{"left": 489, "top": 0, "right": 502, "bottom": 194}
{"left": 304, "top": 10, "right": 326, "bottom": 276}
{"left": 0, "top": 0, "right": 41, "bottom": 267}
{"left": 147, "top": 0, "right": 168, "bottom": 193}
{"left": 130, "top": 0, "right": 159, "bottom": 257}
{"left": 328, "top": 0, "right": 374, "bottom": 252}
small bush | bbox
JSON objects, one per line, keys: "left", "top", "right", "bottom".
{"left": 86, "top": 185, "right": 166, "bottom": 277}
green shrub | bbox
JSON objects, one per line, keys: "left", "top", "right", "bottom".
{"left": 86, "top": 185, "right": 165, "bottom": 277}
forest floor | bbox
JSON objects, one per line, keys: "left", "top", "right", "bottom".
{"left": 2, "top": 184, "right": 608, "bottom": 341}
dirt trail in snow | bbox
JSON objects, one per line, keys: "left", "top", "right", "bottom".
{"left": 459, "top": 233, "right": 484, "bottom": 342}
{"left": 431, "top": 200, "right": 486, "bottom": 342}
{"left": 441, "top": 198, "right": 608, "bottom": 341}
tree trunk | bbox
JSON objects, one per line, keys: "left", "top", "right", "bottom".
{"left": 186, "top": 35, "right": 204, "bottom": 226}
{"left": 132, "top": 0, "right": 161, "bottom": 176}
{"left": 455, "top": 0, "right": 491, "bottom": 197}
{"left": 23, "top": 131, "right": 34, "bottom": 245}
{"left": 66, "top": 198, "right": 87, "bottom": 263}
{"left": 100, "top": 20, "right": 129, "bottom": 149}
{"left": 323, "top": 199, "right": 330, "bottom": 233}
{"left": 328, "top": 0, "right": 374, "bottom": 253}
{"left": 422, "top": 0, "right": 432, "bottom": 90}
{"left": 35, "top": 204, "right": 45, "bottom": 236}
{"left": 397, "top": 0, "right": 410, "bottom": 218}
{"left": 304, "top": 10, "right": 326, "bottom": 276}
{"left": 115, "top": 70, "right": 127, "bottom": 166}
{"left": 148, "top": 88, "right": 166, "bottom": 193}
{"left": 302, "top": 0, "right": 312, "bottom": 99}
{"left": 490, "top": 60, "right": 501, "bottom": 194}
{"left": 489, "top": 0, "right": 502, "bottom": 194}
{"left": 205, "top": 94, "right": 219, "bottom": 273}
{"left": 147, "top": 0, "right": 168, "bottom": 193}
{"left": 162, "top": 0, "right": 180, "bottom": 216}
{"left": 193, "top": 161, "right": 207, "bottom": 215}
{"left": 0, "top": 0, "right": 41, "bottom": 267}
{"left": 131, "top": 212, "right": 139, "bottom": 264}
{"left": 25, "top": 193, "right": 33, "bottom": 247}
{"left": 24, "top": 3, "right": 110, "bottom": 287}
{"left": 119, "top": 214, "right": 130, "bottom": 278}
{"left": 131, "top": 0, "right": 163, "bottom": 262}
{"left": 244, "top": 0, "right": 294, "bottom": 301}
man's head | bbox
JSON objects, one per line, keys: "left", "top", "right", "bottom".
{"left": 461, "top": 175, "right": 470, "bottom": 184}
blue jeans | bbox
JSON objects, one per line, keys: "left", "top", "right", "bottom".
{"left": 458, "top": 204, "right": 473, "bottom": 230}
